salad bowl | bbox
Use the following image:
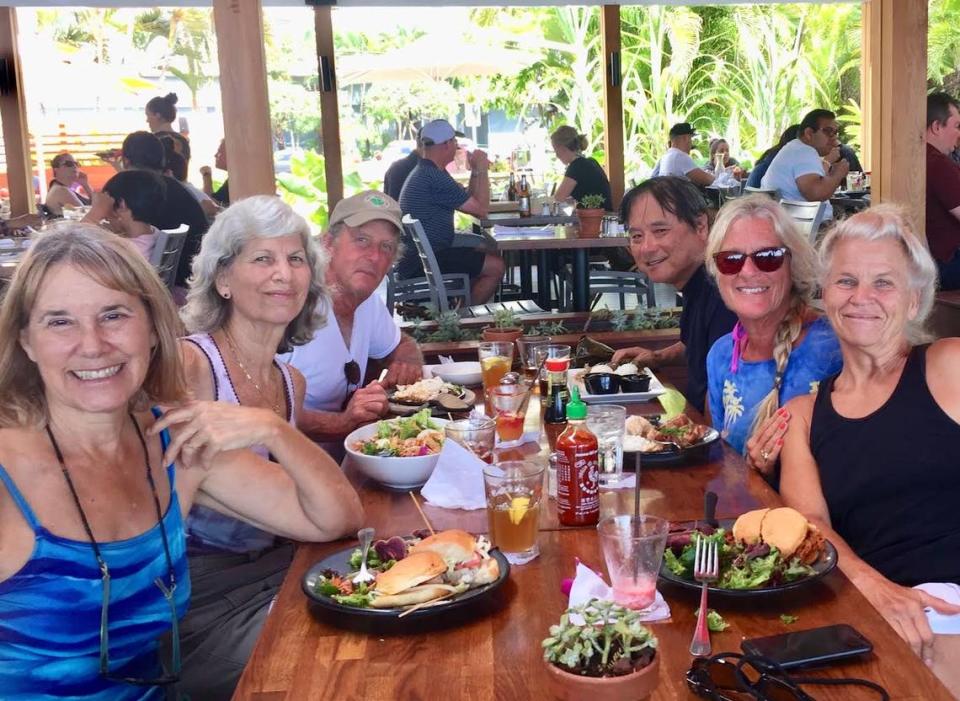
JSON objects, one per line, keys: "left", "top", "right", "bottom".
{"left": 344, "top": 412, "right": 448, "bottom": 489}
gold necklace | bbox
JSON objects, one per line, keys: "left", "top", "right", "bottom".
{"left": 222, "top": 330, "right": 284, "bottom": 417}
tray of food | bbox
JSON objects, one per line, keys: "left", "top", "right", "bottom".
{"left": 658, "top": 507, "right": 837, "bottom": 596}
{"left": 303, "top": 529, "right": 509, "bottom": 629}
{"left": 388, "top": 376, "right": 476, "bottom": 415}
{"left": 567, "top": 363, "right": 666, "bottom": 404}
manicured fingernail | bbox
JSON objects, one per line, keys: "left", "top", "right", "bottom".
{"left": 777, "top": 407, "right": 787, "bottom": 415}
{"left": 780, "top": 422, "right": 787, "bottom": 430}
{"left": 776, "top": 438, "right": 783, "bottom": 446}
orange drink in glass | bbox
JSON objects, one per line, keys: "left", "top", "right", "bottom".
{"left": 478, "top": 341, "right": 514, "bottom": 411}
{"left": 482, "top": 461, "right": 544, "bottom": 565}
{"left": 489, "top": 385, "right": 531, "bottom": 442}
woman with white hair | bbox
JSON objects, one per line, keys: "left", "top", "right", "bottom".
{"left": 175, "top": 195, "right": 360, "bottom": 700}
{"left": 780, "top": 205, "right": 960, "bottom": 690}
{"left": 705, "top": 195, "right": 842, "bottom": 478}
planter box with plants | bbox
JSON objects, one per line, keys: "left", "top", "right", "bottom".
{"left": 481, "top": 308, "right": 524, "bottom": 343}
{"left": 542, "top": 599, "right": 659, "bottom": 701}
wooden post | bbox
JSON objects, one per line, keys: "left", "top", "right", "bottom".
{"left": 600, "top": 5, "right": 625, "bottom": 211}
{"left": 0, "top": 8, "right": 34, "bottom": 216}
{"left": 212, "top": 0, "right": 275, "bottom": 198}
{"left": 861, "top": 0, "right": 927, "bottom": 226}
{"left": 314, "top": 6, "right": 344, "bottom": 213}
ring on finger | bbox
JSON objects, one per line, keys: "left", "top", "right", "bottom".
{"left": 761, "top": 449, "right": 770, "bottom": 462}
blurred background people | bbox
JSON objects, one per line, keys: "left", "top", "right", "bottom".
{"left": 200, "top": 138, "right": 230, "bottom": 207}
{"left": 83, "top": 170, "right": 167, "bottom": 261}
{"left": 550, "top": 125, "right": 612, "bottom": 211}
{"left": 44, "top": 152, "right": 93, "bottom": 217}
{"left": 145, "top": 92, "right": 191, "bottom": 165}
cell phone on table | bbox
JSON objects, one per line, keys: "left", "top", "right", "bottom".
{"left": 741, "top": 624, "right": 873, "bottom": 670}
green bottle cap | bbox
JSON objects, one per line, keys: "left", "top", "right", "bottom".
{"left": 566, "top": 386, "right": 587, "bottom": 420}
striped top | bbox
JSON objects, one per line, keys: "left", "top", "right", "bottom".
{"left": 182, "top": 333, "right": 297, "bottom": 554}
{"left": 0, "top": 421, "right": 190, "bottom": 700}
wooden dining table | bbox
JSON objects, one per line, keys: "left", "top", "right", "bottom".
{"left": 233, "top": 399, "right": 952, "bottom": 700}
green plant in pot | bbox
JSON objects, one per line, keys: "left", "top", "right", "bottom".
{"left": 481, "top": 307, "right": 523, "bottom": 343}
{"left": 576, "top": 194, "right": 607, "bottom": 238}
{"left": 542, "top": 599, "right": 660, "bottom": 701}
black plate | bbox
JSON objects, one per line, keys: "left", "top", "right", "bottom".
{"left": 836, "top": 190, "right": 869, "bottom": 199}
{"left": 302, "top": 544, "right": 510, "bottom": 629}
{"left": 388, "top": 384, "right": 467, "bottom": 406}
{"left": 657, "top": 519, "right": 838, "bottom": 596}
{"left": 623, "top": 427, "right": 722, "bottom": 467}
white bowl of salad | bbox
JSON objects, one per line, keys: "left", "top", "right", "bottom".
{"left": 344, "top": 409, "right": 448, "bottom": 489}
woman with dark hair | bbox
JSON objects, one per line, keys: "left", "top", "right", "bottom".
{"left": 550, "top": 125, "right": 612, "bottom": 210}
{"left": 45, "top": 153, "right": 93, "bottom": 216}
{"left": 746, "top": 125, "right": 799, "bottom": 188}
{"left": 145, "top": 93, "right": 190, "bottom": 164}
{"left": 159, "top": 135, "right": 219, "bottom": 219}
{"left": 82, "top": 171, "right": 167, "bottom": 261}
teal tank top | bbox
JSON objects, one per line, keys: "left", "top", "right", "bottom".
{"left": 0, "top": 423, "right": 191, "bottom": 700}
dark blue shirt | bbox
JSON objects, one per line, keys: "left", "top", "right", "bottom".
{"left": 398, "top": 160, "right": 469, "bottom": 277}
{"left": 383, "top": 152, "right": 420, "bottom": 201}
{"left": 679, "top": 264, "right": 738, "bottom": 413}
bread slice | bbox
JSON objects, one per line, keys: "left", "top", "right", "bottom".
{"left": 759, "top": 507, "right": 809, "bottom": 559}
{"left": 732, "top": 508, "right": 769, "bottom": 545}
{"left": 373, "top": 551, "right": 447, "bottom": 596}
{"left": 409, "top": 529, "right": 476, "bottom": 565}
{"left": 370, "top": 584, "right": 451, "bottom": 608}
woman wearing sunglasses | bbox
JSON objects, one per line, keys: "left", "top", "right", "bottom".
{"left": 704, "top": 196, "right": 842, "bottom": 478}
{"left": 45, "top": 152, "right": 94, "bottom": 217}
{"left": 0, "top": 224, "right": 360, "bottom": 699}
{"left": 780, "top": 206, "right": 960, "bottom": 691}
{"left": 175, "top": 195, "right": 360, "bottom": 700}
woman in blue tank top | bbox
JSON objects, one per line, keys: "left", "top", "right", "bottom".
{"left": 779, "top": 206, "right": 960, "bottom": 694}
{"left": 0, "top": 225, "right": 362, "bottom": 700}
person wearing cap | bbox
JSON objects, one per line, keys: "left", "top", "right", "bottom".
{"left": 383, "top": 129, "right": 422, "bottom": 201}
{"left": 761, "top": 108, "right": 848, "bottom": 217}
{"left": 281, "top": 190, "right": 423, "bottom": 455}
{"left": 398, "top": 118, "right": 505, "bottom": 304}
{"left": 652, "top": 122, "right": 716, "bottom": 187}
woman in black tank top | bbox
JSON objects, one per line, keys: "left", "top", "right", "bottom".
{"left": 778, "top": 206, "right": 960, "bottom": 690}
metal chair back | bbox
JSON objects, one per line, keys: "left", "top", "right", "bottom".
{"left": 779, "top": 199, "right": 828, "bottom": 244}
{"left": 399, "top": 215, "right": 471, "bottom": 314}
{"left": 743, "top": 186, "right": 779, "bottom": 199}
{"left": 152, "top": 225, "right": 189, "bottom": 290}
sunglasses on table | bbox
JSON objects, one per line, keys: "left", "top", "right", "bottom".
{"left": 686, "top": 653, "right": 889, "bottom": 701}
{"left": 341, "top": 360, "right": 361, "bottom": 410}
{"left": 713, "top": 247, "right": 790, "bottom": 275}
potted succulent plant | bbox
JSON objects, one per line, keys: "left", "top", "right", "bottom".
{"left": 542, "top": 599, "right": 660, "bottom": 701}
{"left": 575, "top": 194, "right": 606, "bottom": 238}
{"left": 481, "top": 307, "right": 524, "bottom": 343}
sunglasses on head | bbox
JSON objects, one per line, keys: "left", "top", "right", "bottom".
{"left": 713, "top": 246, "right": 790, "bottom": 275}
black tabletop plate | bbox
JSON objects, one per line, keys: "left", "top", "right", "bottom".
{"left": 623, "top": 427, "right": 722, "bottom": 467}
{"left": 658, "top": 519, "right": 838, "bottom": 597}
{"left": 302, "top": 545, "right": 510, "bottom": 631}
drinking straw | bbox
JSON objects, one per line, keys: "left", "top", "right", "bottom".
{"left": 632, "top": 454, "right": 642, "bottom": 583}
{"left": 408, "top": 491, "right": 436, "bottom": 536}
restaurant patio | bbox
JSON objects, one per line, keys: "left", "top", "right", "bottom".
{"left": 0, "top": 1, "right": 957, "bottom": 700}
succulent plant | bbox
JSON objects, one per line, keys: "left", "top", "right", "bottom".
{"left": 492, "top": 307, "right": 521, "bottom": 329}
{"left": 578, "top": 194, "right": 606, "bottom": 210}
{"left": 542, "top": 599, "right": 657, "bottom": 678}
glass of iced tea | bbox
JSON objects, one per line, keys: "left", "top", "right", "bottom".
{"left": 597, "top": 514, "right": 668, "bottom": 610}
{"left": 444, "top": 416, "right": 496, "bottom": 464}
{"left": 489, "top": 385, "right": 532, "bottom": 443}
{"left": 478, "top": 341, "right": 514, "bottom": 410}
{"left": 482, "top": 460, "right": 544, "bottom": 565}
{"left": 516, "top": 337, "right": 552, "bottom": 382}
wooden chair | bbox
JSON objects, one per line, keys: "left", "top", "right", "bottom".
{"left": 398, "top": 216, "right": 472, "bottom": 314}
{"left": 151, "top": 225, "right": 189, "bottom": 291}
{"left": 779, "top": 199, "right": 828, "bottom": 244}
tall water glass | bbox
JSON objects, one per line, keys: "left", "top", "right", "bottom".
{"left": 597, "top": 514, "right": 668, "bottom": 610}
{"left": 587, "top": 404, "right": 626, "bottom": 486}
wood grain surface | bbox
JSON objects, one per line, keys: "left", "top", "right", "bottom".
{"left": 234, "top": 401, "right": 952, "bottom": 700}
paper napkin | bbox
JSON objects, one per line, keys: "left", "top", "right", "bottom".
{"left": 568, "top": 561, "right": 671, "bottom": 623}
{"left": 420, "top": 438, "right": 488, "bottom": 510}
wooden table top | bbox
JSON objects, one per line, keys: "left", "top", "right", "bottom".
{"left": 233, "top": 400, "right": 951, "bottom": 700}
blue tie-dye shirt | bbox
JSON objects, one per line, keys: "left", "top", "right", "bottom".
{"left": 707, "top": 316, "right": 843, "bottom": 454}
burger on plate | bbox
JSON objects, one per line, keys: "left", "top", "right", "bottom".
{"left": 732, "top": 507, "right": 825, "bottom": 564}
{"left": 410, "top": 529, "right": 500, "bottom": 588}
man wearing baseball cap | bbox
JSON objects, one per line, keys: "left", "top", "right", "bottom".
{"left": 398, "top": 118, "right": 505, "bottom": 303}
{"left": 652, "top": 122, "right": 715, "bottom": 187}
{"left": 280, "top": 190, "right": 423, "bottom": 454}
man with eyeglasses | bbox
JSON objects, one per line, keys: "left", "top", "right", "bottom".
{"left": 281, "top": 191, "right": 423, "bottom": 457}
{"left": 611, "top": 177, "right": 737, "bottom": 413}
{"left": 925, "top": 92, "right": 960, "bottom": 290}
{"left": 761, "top": 108, "right": 849, "bottom": 219}
{"left": 397, "top": 118, "right": 506, "bottom": 303}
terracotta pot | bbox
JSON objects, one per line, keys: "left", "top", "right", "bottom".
{"left": 575, "top": 208, "right": 605, "bottom": 238}
{"left": 543, "top": 653, "right": 659, "bottom": 701}
{"left": 481, "top": 326, "right": 524, "bottom": 344}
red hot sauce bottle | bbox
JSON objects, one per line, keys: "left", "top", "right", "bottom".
{"left": 555, "top": 387, "right": 600, "bottom": 526}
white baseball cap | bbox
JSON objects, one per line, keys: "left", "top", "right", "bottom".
{"left": 420, "top": 119, "right": 464, "bottom": 146}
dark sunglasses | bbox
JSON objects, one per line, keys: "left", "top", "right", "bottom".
{"left": 341, "top": 360, "right": 361, "bottom": 410}
{"left": 713, "top": 246, "right": 790, "bottom": 275}
{"left": 687, "top": 653, "right": 889, "bottom": 701}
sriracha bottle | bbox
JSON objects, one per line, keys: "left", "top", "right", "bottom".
{"left": 555, "top": 388, "right": 599, "bottom": 526}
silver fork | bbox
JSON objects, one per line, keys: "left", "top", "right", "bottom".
{"left": 352, "top": 527, "right": 376, "bottom": 585}
{"left": 689, "top": 536, "right": 719, "bottom": 657}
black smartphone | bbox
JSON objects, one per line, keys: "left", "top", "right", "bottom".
{"left": 741, "top": 624, "right": 873, "bottom": 669}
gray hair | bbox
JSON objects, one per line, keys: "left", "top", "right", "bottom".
{"left": 818, "top": 204, "right": 937, "bottom": 344}
{"left": 181, "top": 195, "right": 328, "bottom": 351}
{"left": 705, "top": 195, "right": 819, "bottom": 453}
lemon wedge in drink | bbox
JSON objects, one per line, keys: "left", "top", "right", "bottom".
{"left": 508, "top": 496, "right": 530, "bottom": 525}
